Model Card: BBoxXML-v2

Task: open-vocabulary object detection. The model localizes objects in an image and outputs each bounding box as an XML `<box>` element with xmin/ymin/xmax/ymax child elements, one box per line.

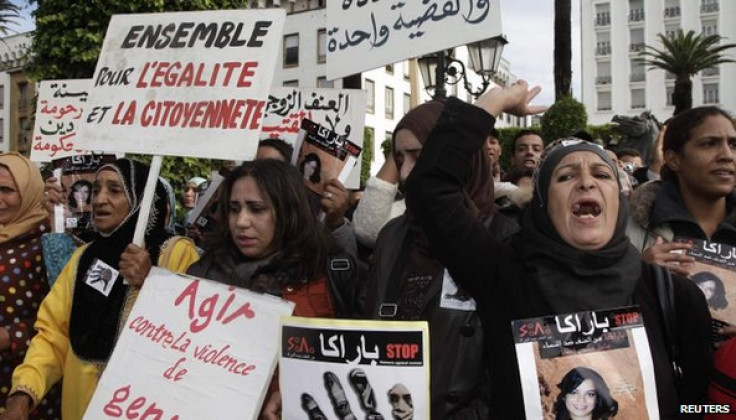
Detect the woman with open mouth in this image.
<box><xmin>404</xmin><ymin>81</ymin><xmax>712</xmax><ymax>419</ymax></box>
<box><xmin>4</xmin><ymin>159</ymin><xmax>199</xmax><ymax>420</ymax></box>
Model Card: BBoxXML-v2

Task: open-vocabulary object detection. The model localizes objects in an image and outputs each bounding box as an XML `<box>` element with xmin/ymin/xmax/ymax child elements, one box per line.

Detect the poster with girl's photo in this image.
<box><xmin>291</xmin><ymin>118</ymin><xmax>361</xmax><ymax>197</ymax></box>
<box><xmin>51</xmin><ymin>154</ymin><xmax>116</xmax><ymax>241</ymax></box>
<box><xmin>675</xmin><ymin>237</ymin><xmax>736</xmax><ymax>343</ymax></box>
<box><xmin>512</xmin><ymin>306</ymin><xmax>659</xmax><ymax>419</ymax></box>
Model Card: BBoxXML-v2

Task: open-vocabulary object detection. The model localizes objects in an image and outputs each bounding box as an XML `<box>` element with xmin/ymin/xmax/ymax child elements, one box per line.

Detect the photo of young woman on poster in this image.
<box><xmin>693</xmin><ymin>271</ymin><xmax>729</xmax><ymax>311</ymax></box>
<box><xmin>300</xmin><ymin>152</ymin><xmax>322</xmax><ymax>185</ymax></box>
<box><xmin>554</xmin><ymin>367</ymin><xmax>619</xmax><ymax>420</ymax></box>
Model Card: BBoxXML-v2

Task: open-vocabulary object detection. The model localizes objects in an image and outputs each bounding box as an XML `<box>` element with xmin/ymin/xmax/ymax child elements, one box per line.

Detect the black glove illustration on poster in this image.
<box><xmin>281</xmin><ymin>318</ymin><xmax>428</xmax><ymax>419</ymax></box>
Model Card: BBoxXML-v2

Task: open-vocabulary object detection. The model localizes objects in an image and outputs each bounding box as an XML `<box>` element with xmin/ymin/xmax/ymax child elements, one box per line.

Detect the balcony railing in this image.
<box><xmin>629</xmin><ymin>43</ymin><xmax>646</xmax><ymax>52</ymax></box>
<box><xmin>596</xmin><ymin>76</ymin><xmax>612</xmax><ymax>85</ymax></box>
<box><xmin>702</xmin><ymin>67</ymin><xmax>720</xmax><ymax>77</ymax></box>
<box><xmin>629</xmin><ymin>9</ymin><xmax>645</xmax><ymax>22</ymax></box>
<box><xmin>664</xmin><ymin>6</ymin><xmax>681</xmax><ymax>17</ymax></box>
<box><xmin>701</xmin><ymin>2</ymin><xmax>719</xmax><ymax>13</ymax></box>
<box><xmin>598</xmin><ymin>105</ymin><xmax>613</xmax><ymax>111</ymax></box>
<box><xmin>630</xmin><ymin>73</ymin><xmax>646</xmax><ymax>82</ymax></box>
<box><xmin>595</xmin><ymin>44</ymin><xmax>612</xmax><ymax>56</ymax></box>
<box><xmin>632</xmin><ymin>102</ymin><xmax>646</xmax><ymax>109</ymax></box>
<box><xmin>594</xmin><ymin>14</ymin><xmax>611</xmax><ymax>26</ymax></box>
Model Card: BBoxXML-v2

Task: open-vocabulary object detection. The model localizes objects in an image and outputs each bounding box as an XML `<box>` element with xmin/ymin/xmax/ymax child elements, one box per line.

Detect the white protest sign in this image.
<box><xmin>84</xmin><ymin>268</ymin><xmax>295</xmax><ymax>420</ymax></box>
<box><xmin>280</xmin><ymin>317</ymin><xmax>430</xmax><ymax>419</ymax></box>
<box><xmin>76</xmin><ymin>10</ymin><xmax>285</xmax><ymax>160</ymax></box>
<box><xmin>31</xmin><ymin>80</ymin><xmax>91</xmax><ymax>162</ymax></box>
<box><xmin>326</xmin><ymin>1</ymin><xmax>503</xmax><ymax>80</ymax></box>
<box><xmin>261</xmin><ymin>87</ymin><xmax>366</xmax><ymax>188</ymax></box>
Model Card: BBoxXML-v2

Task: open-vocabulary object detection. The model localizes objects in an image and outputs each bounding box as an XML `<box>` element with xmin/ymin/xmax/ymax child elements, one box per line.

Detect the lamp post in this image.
<box><xmin>418</xmin><ymin>35</ymin><xmax>508</xmax><ymax>100</ymax></box>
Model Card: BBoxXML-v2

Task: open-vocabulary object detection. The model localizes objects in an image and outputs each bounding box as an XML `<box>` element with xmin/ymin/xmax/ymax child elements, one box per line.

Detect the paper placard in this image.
<box><xmin>280</xmin><ymin>317</ymin><xmax>430</xmax><ymax>420</ymax></box>
<box><xmin>84</xmin><ymin>267</ymin><xmax>295</xmax><ymax>420</ymax></box>
<box><xmin>76</xmin><ymin>10</ymin><xmax>285</xmax><ymax>160</ymax></box>
<box><xmin>326</xmin><ymin>1</ymin><xmax>503</xmax><ymax>80</ymax></box>
<box><xmin>261</xmin><ymin>87</ymin><xmax>366</xmax><ymax>188</ymax></box>
<box><xmin>512</xmin><ymin>306</ymin><xmax>659</xmax><ymax>419</ymax></box>
<box><xmin>31</xmin><ymin>79</ymin><xmax>91</xmax><ymax>162</ymax></box>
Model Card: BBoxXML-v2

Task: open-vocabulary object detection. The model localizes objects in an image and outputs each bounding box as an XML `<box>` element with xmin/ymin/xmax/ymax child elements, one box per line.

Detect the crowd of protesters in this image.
<box><xmin>0</xmin><ymin>80</ymin><xmax>735</xmax><ymax>419</ymax></box>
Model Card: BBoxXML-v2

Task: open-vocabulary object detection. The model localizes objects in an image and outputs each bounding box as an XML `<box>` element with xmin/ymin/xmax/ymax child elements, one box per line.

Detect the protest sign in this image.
<box><xmin>76</xmin><ymin>10</ymin><xmax>285</xmax><ymax>160</ymax></box>
<box><xmin>512</xmin><ymin>306</ymin><xmax>659</xmax><ymax>419</ymax></box>
<box><xmin>261</xmin><ymin>87</ymin><xmax>366</xmax><ymax>188</ymax></box>
<box><xmin>84</xmin><ymin>268</ymin><xmax>295</xmax><ymax>420</ymax></box>
<box><xmin>31</xmin><ymin>80</ymin><xmax>91</xmax><ymax>162</ymax></box>
<box><xmin>676</xmin><ymin>237</ymin><xmax>736</xmax><ymax>343</ymax></box>
<box><xmin>292</xmin><ymin>118</ymin><xmax>361</xmax><ymax>197</ymax></box>
<box><xmin>326</xmin><ymin>1</ymin><xmax>503</xmax><ymax>80</ymax></box>
<box><xmin>280</xmin><ymin>317</ymin><xmax>430</xmax><ymax>420</ymax></box>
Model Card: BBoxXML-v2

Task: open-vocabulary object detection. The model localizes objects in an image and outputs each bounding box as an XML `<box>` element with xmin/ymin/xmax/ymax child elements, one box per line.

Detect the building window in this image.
<box><xmin>18</xmin><ymin>82</ymin><xmax>28</xmax><ymax>109</ymax></box>
<box><xmin>283</xmin><ymin>79</ymin><xmax>299</xmax><ymax>87</ymax></box>
<box><xmin>317</xmin><ymin>77</ymin><xmax>334</xmax><ymax>88</ymax></box>
<box><xmin>403</xmin><ymin>62</ymin><xmax>410</xmax><ymax>80</ymax></box>
<box><xmin>385</xmin><ymin>87</ymin><xmax>394</xmax><ymax>119</ymax></box>
<box><xmin>597</xmin><ymin>91</ymin><xmax>612</xmax><ymax>111</ymax></box>
<box><xmin>0</xmin><ymin>85</ymin><xmax>4</xmax><ymax>109</ymax></box>
<box><xmin>365</xmin><ymin>79</ymin><xmax>375</xmax><ymax>114</ymax></box>
<box><xmin>283</xmin><ymin>34</ymin><xmax>299</xmax><ymax>67</ymax></box>
<box><xmin>0</xmin><ymin>118</ymin><xmax>4</xmax><ymax>142</ymax></box>
<box><xmin>403</xmin><ymin>93</ymin><xmax>411</xmax><ymax>115</ymax></box>
<box><xmin>702</xmin><ymin>22</ymin><xmax>718</xmax><ymax>36</ymax></box>
<box><xmin>385</xmin><ymin>63</ymin><xmax>394</xmax><ymax>74</ymax></box>
<box><xmin>631</xmin><ymin>88</ymin><xmax>646</xmax><ymax>109</ymax></box>
<box><xmin>703</xmin><ymin>83</ymin><xmax>719</xmax><ymax>104</ymax></box>
<box><xmin>317</xmin><ymin>29</ymin><xmax>326</xmax><ymax>64</ymax></box>
<box><xmin>666</xmin><ymin>86</ymin><xmax>675</xmax><ymax>106</ymax></box>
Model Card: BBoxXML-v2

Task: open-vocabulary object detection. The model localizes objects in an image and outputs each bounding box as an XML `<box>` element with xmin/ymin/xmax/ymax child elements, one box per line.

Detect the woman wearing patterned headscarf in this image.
<box><xmin>0</xmin><ymin>153</ymin><xmax>61</xmax><ymax>419</ymax></box>
<box><xmin>3</xmin><ymin>158</ymin><xmax>199</xmax><ymax>420</ymax></box>
<box><xmin>405</xmin><ymin>83</ymin><xmax>712</xmax><ymax>418</ymax></box>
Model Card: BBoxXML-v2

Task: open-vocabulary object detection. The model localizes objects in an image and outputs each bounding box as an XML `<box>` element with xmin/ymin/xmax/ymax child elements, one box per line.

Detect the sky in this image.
<box><xmin>8</xmin><ymin>0</ymin><xmax>580</xmax><ymax>106</ymax></box>
<box><xmin>500</xmin><ymin>0</ymin><xmax>582</xmax><ymax>106</ymax></box>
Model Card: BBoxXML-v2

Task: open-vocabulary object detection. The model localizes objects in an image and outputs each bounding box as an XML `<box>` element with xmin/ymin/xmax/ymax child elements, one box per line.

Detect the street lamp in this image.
<box><xmin>418</xmin><ymin>35</ymin><xmax>508</xmax><ymax>99</ymax></box>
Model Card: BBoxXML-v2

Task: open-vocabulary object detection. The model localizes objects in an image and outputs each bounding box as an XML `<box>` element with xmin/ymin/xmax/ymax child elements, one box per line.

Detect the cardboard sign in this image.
<box><xmin>280</xmin><ymin>317</ymin><xmax>430</xmax><ymax>419</ymax></box>
<box><xmin>326</xmin><ymin>1</ymin><xmax>503</xmax><ymax>80</ymax></box>
<box><xmin>292</xmin><ymin>118</ymin><xmax>361</xmax><ymax>197</ymax></box>
<box><xmin>676</xmin><ymin>237</ymin><xmax>736</xmax><ymax>343</ymax></box>
<box><xmin>261</xmin><ymin>87</ymin><xmax>366</xmax><ymax>188</ymax></box>
<box><xmin>76</xmin><ymin>10</ymin><xmax>285</xmax><ymax>160</ymax></box>
<box><xmin>512</xmin><ymin>306</ymin><xmax>659</xmax><ymax>419</ymax></box>
<box><xmin>31</xmin><ymin>80</ymin><xmax>91</xmax><ymax>162</ymax></box>
<box><xmin>84</xmin><ymin>268</ymin><xmax>295</xmax><ymax>420</ymax></box>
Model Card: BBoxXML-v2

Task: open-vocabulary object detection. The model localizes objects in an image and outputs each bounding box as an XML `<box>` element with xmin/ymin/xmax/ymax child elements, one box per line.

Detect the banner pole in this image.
<box><xmin>132</xmin><ymin>155</ymin><xmax>163</xmax><ymax>246</ymax></box>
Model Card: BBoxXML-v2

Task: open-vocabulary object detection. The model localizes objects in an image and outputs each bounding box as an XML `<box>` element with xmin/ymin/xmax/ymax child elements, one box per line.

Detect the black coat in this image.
<box><xmin>361</xmin><ymin>213</ymin><xmax>518</xmax><ymax>418</ymax></box>
<box><xmin>405</xmin><ymin>97</ymin><xmax>712</xmax><ymax>419</ymax></box>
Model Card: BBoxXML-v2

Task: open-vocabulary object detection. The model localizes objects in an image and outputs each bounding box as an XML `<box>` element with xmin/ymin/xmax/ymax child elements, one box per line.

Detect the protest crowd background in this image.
<box><xmin>0</xmin><ymin>1</ymin><xmax>736</xmax><ymax>419</ymax></box>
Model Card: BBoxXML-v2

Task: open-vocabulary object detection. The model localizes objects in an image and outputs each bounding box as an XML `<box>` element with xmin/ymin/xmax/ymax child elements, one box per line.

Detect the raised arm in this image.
<box><xmin>405</xmin><ymin>83</ymin><xmax>545</xmax><ymax>298</ymax></box>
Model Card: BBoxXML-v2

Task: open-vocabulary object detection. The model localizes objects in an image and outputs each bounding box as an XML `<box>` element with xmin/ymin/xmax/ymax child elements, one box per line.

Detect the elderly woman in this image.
<box><xmin>2</xmin><ymin>159</ymin><xmax>199</xmax><ymax>420</ymax></box>
<box><xmin>404</xmin><ymin>83</ymin><xmax>712</xmax><ymax>418</ymax></box>
<box><xmin>0</xmin><ymin>153</ymin><xmax>61</xmax><ymax>419</ymax></box>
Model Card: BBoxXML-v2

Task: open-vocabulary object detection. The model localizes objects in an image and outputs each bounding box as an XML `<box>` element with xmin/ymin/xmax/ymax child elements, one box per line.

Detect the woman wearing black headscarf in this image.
<box><xmin>404</xmin><ymin>83</ymin><xmax>712</xmax><ymax>419</ymax></box>
<box><xmin>3</xmin><ymin>159</ymin><xmax>199</xmax><ymax>420</ymax></box>
<box><xmin>361</xmin><ymin>100</ymin><xmax>517</xmax><ymax>418</ymax></box>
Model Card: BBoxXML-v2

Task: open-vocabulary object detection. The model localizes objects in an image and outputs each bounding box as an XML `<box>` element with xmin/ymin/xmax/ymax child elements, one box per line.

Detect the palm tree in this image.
<box><xmin>554</xmin><ymin>0</ymin><xmax>572</xmax><ymax>101</ymax></box>
<box><xmin>0</xmin><ymin>0</ymin><xmax>19</xmax><ymax>35</ymax></box>
<box><xmin>638</xmin><ymin>30</ymin><xmax>736</xmax><ymax>116</ymax></box>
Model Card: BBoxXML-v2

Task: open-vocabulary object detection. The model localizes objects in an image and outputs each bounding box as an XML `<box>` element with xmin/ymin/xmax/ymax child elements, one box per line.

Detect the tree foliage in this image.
<box><xmin>26</xmin><ymin>0</ymin><xmax>253</xmax><ymax>81</ymax></box>
<box><xmin>360</xmin><ymin>126</ymin><xmax>373</xmax><ymax>188</ymax></box>
<box><xmin>553</xmin><ymin>0</ymin><xmax>572</xmax><ymax>101</ymax></box>
<box><xmin>0</xmin><ymin>0</ymin><xmax>20</xmax><ymax>35</ymax></box>
<box><xmin>637</xmin><ymin>30</ymin><xmax>736</xmax><ymax>115</ymax></box>
<box><xmin>540</xmin><ymin>96</ymin><xmax>587</xmax><ymax>143</ymax></box>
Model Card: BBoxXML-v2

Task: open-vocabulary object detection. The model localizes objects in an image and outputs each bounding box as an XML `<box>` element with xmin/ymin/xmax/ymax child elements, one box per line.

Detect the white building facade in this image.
<box><xmin>580</xmin><ymin>0</ymin><xmax>736</xmax><ymax>125</ymax></box>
